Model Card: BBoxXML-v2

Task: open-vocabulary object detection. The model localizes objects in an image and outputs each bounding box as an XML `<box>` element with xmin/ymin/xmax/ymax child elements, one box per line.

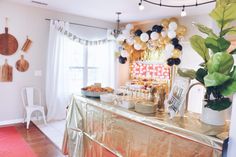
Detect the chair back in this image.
<box><xmin>21</xmin><ymin>87</ymin><xmax>41</xmax><ymax>107</ymax></box>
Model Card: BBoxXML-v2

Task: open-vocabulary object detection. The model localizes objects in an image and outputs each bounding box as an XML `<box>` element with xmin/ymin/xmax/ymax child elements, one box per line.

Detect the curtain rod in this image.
<box><xmin>45</xmin><ymin>18</ymin><xmax>108</xmax><ymax>30</ymax></box>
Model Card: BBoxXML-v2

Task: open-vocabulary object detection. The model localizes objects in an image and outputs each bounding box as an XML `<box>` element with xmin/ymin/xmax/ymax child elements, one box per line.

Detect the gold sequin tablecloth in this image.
<box><xmin>62</xmin><ymin>95</ymin><xmax>229</xmax><ymax>157</ymax></box>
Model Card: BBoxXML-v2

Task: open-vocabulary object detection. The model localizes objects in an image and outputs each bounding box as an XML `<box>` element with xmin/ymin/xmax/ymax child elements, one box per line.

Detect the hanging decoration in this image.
<box><xmin>138</xmin><ymin>0</ymin><xmax>216</xmax><ymax>17</ymax></box>
<box><xmin>116</xmin><ymin>17</ymin><xmax>187</xmax><ymax>66</ymax></box>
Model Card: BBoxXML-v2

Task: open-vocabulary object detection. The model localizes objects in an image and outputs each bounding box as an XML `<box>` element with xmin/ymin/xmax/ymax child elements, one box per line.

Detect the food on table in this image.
<box><xmin>81</xmin><ymin>86</ymin><xmax>113</xmax><ymax>93</ymax></box>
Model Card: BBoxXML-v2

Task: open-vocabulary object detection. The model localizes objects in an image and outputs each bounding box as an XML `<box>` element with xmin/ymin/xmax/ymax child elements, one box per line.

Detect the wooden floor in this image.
<box><xmin>12</xmin><ymin>123</ymin><xmax>66</xmax><ymax>157</ymax></box>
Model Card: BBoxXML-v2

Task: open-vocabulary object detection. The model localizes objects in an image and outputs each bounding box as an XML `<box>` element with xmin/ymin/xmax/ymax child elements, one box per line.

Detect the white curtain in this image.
<box><xmin>98</xmin><ymin>41</ymin><xmax>116</xmax><ymax>88</ymax></box>
<box><xmin>46</xmin><ymin>20</ymin><xmax>70</xmax><ymax>121</ymax></box>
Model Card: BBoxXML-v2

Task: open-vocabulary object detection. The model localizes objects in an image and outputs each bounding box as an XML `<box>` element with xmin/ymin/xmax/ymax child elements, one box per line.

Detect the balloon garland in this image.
<box><xmin>116</xmin><ymin>17</ymin><xmax>187</xmax><ymax>66</ymax></box>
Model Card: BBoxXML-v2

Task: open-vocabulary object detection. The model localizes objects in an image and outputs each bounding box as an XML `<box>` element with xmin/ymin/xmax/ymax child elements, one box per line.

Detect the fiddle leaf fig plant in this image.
<box><xmin>178</xmin><ymin>0</ymin><xmax>236</xmax><ymax>111</ymax></box>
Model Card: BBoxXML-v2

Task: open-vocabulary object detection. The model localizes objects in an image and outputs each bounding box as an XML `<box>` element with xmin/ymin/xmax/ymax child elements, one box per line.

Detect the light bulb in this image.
<box><xmin>139</xmin><ymin>2</ymin><xmax>144</xmax><ymax>10</ymax></box>
<box><xmin>181</xmin><ymin>7</ymin><xmax>186</xmax><ymax>17</ymax></box>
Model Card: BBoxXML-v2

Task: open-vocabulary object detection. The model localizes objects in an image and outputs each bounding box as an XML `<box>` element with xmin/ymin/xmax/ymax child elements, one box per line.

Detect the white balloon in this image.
<box><xmin>125</xmin><ymin>24</ymin><xmax>134</xmax><ymax>30</ymax></box>
<box><xmin>165</xmin><ymin>44</ymin><xmax>174</xmax><ymax>52</ymax></box>
<box><xmin>134</xmin><ymin>43</ymin><xmax>142</xmax><ymax>50</ymax></box>
<box><xmin>140</xmin><ymin>33</ymin><xmax>149</xmax><ymax>42</ymax></box>
<box><xmin>122</xmin><ymin>29</ymin><xmax>130</xmax><ymax>39</ymax></box>
<box><xmin>126</xmin><ymin>37</ymin><xmax>134</xmax><ymax>45</ymax></box>
<box><xmin>167</xmin><ymin>30</ymin><xmax>176</xmax><ymax>39</ymax></box>
<box><xmin>116</xmin><ymin>34</ymin><xmax>125</xmax><ymax>42</ymax></box>
<box><xmin>168</xmin><ymin>22</ymin><xmax>178</xmax><ymax>30</ymax></box>
<box><xmin>161</xmin><ymin>31</ymin><xmax>167</xmax><ymax>37</ymax></box>
<box><xmin>150</xmin><ymin>32</ymin><xmax>159</xmax><ymax>40</ymax></box>
<box><xmin>121</xmin><ymin>50</ymin><xmax>129</xmax><ymax>58</ymax></box>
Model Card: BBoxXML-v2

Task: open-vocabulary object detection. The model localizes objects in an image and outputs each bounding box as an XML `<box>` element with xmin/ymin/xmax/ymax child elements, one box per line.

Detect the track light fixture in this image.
<box><xmin>138</xmin><ymin>0</ymin><xmax>216</xmax><ymax>17</ymax></box>
<box><xmin>181</xmin><ymin>6</ymin><xmax>186</xmax><ymax>17</ymax></box>
<box><xmin>139</xmin><ymin>0</ymin><xmax>145</xmax><ymax>10</ymax></box>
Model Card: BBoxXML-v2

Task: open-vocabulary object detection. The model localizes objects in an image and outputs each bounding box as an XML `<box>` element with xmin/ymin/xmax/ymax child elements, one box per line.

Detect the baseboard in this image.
<box><xmin>0</xmin><ymin>118</ymin><xmax>24</xmax><ymax>126</ymax></box>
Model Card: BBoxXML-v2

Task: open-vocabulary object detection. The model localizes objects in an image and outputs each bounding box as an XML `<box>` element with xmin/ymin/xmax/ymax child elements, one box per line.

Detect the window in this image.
<box><xmin>67</xmin><ymin>39</ymin><xmax>114</xmax><ymax>93</ymax></box>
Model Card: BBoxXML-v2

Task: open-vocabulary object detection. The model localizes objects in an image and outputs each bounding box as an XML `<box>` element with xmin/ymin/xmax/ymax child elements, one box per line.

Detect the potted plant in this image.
<box><xmin>178</xmin><ymin>0</ymin><xmax>236</xmax><ymax>125</ymax></box>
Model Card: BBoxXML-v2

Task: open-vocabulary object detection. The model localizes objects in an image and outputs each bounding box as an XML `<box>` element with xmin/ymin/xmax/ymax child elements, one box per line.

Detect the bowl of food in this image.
<box><xmin>81</xmin><ymin>86</ymin><xmax>113</xmax><ymax>98</ymax></box>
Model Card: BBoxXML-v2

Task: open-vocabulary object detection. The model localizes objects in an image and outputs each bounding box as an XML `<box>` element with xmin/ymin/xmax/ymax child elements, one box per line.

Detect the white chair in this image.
<box><xmin>21</xmin><ymin>87</ymin><xmax>47</xmax><ymax>129</ymax></box>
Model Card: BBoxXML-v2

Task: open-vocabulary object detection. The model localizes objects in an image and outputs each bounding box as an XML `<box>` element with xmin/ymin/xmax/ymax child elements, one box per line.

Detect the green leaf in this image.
<box><xmin>192</xmin><ymin>23</ymin><xmax>218</xmax><ymax>38</ymax></box>
<box><xmin>190</xmin><ymin>35</ymin><xmax>210</xmax><ymax>62</ymax></box>
<box><xmin>221</xmin><ymin>80</ymin><xmax>236</xmax><ymax>96</ymax></box>
<box><xmin>204</xmin><ymin>72</ymin><xmax>231</xmax><ymax>87</ymax></box>
<box><xmin>177</xmin><ymin>68</ymin><xmax>196</xmax><ymax>79</ymax></box>
<box><xmin>210</xmin><ymin>2</ymin><xmax>236</xmax><ymax>29</ymax></box>
<box><xmin>205</xmin><ymin>97</ymin><xmax>232</xmax><ymax>111</ymax></box>
<box><xmin>205</xmin><ymin>37</ymin><xmax>219</xmax><ymax>53</ymax></box>
<box><xmin>207</xmin><ymin>52</ymin><xmax>234</xmax><ymax>74</ymax></box>
<box><xmin>221</xmin><ymin>26</ymin><xmax>236</xmax><ymax>36</ymax></box>
<box><xmin>230</xmin><ymin>66</ymin><xmax>236</xmax><ymax>80</ymax></box>
<box><xmin>216</xmin><ymin>0</ymin><xmax>236</xmax><ymax>7</ymax></box>
<box><xmin>196</xmin><ymin>68</ymin><xmax>208</xmax><ymax>84</ymax></box>
<box><xmin>218</xmin><ymin>37</ymin><xmax>231</xmax><ymax>51</ymax></box>
<box><xmin>205</xmin><ymin>37</ymin><xmax>231</xmax><ymax>53</ymax></box>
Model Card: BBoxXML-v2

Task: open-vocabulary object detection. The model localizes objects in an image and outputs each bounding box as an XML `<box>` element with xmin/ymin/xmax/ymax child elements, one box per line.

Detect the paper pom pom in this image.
<box><xmin>140</xmin><ymin>33</ymin><xmax>149</xmax><ymax>42</ymax></box>
<box><xmin>134</xmin><ymin>43</ymin><xmax>142</xmax><ymax>50</ymax></box>
<box><xmin>150</xmin><ymin>32</ymin><xmax>159</xmax><ymax>40</ymax></box>
<box><xmin>125</xmin><ymin>24</ymin><xmax>134</xmax><ymax>30</ymax></box>
<box><xmin>175</xmin><ymin>44</ymin><xmax>183</xmax><ymax>51</ymax></box>
<box><xmin>167</xmin><ymin>30</ymin><xmax>177</xmax><ymax>39</ymax></box>
<box><xmin>168</xmin><ymin>22</ymin><xmax>178</xmax><ymax>30</ymax></box>
<box><xmin>135</xmin><ymin>29</ymin><xmax>143</xmax><ymax>36</ymax></box>
<box><xmin>121</xmin><ymin>50</ymin><xmax>129</xmax><ymax>58</ymax></box>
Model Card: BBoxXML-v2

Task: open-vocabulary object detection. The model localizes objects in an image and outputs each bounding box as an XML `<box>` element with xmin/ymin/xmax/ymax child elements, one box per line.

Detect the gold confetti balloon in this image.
<box><xmin>172</xmin><ymin>49</ymin><xmax>182</xmax><ymax>58</ymax></box>
<box><xmin>177</xmin><ymin>25</ymin><xmax>187</xmax><ymax>37</ymax></box>
<box><xmin>161</xmin><ymin>19</ymin><xmax>169</xmax><ymax>28</ymax></box>
<box><xmin>169</xmin><ymin>17</ymin><xmax>179</xmax><ymax>24</ymax></box>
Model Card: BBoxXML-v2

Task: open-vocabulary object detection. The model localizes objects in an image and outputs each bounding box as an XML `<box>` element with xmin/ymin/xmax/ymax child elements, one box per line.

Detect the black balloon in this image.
<box><xmin>135</xmin><ymin>29</ymin><xmax>143</xmax><ymax>36</ymax></box>
<box><xmin>119</xmin><ymin>55</ymin><xmax>127</xmax><ymax>64</ymax></box>
<box><xmin>152</xmin><ymin>25</ymin><xmax>163</xmax><ymax>33</ymax></box>
<box><xmin>167</xmin><ymin>58</ymin><xmax>175</xmax><ymax>66</ymax></box>
<box><xmin>175</xmin><ymin>44</ymin><xmax>183</xmax><ymax>51</ymax></box>
<box><xmin>146</xmin><ymin>30</ymin><xmax>152</xmax><ymax>36</ymax></box>
<box><xmin>174</xmin><ymin>58</ymin><xmax>181</xmax><ymax>65</ymax></box>
<box><xmin>171</xmin><ymin>38</ymin><xmax>179</xmax><ymax>46</ymax></box>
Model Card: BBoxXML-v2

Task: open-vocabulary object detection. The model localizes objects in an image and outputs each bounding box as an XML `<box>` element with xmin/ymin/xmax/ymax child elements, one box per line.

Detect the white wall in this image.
<box><xmin>0</xmin><ymin>0</ymin><xmax>114</xmax><ymax>123</ymax></box>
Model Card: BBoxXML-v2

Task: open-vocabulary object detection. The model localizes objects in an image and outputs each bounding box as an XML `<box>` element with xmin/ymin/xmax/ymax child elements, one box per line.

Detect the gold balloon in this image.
<box><xmin>169</xmin><ymin>17</ymin><xmax>179</xmax><ymax>24</ymax></box>
<box><xmin>163</xmin><ymin>37</ymin><xmax>170</xmax><ymax>45</ymax></box>
<box><xmin>161</xmin><ymin>19</ymin><xmax>169</xmax><ymax>28</ymax></box>
<box><xmin>177</xmin><ymin>25</ymin><xmax>187</xmax><ymax>37</ymax></box>
<box><xmin>123</xmin><ymin>43</ymin><xmax>133</xmax><ymax>53</ymax></box>
<box><xmin>158</xmin><ymin>37</ymin><xmax>165</xmax><ymax>45</ymax></box>
<box><xmin>159</xmin><ymin>44</ymin><xmax>165</xmax><ymax>50</ymax></box>
<box><xmin>141</xmin><ymin>42</ymin><xmax>147</xmax><ymax>50</ymax></box>
<box><xmin>134</xmin><ymin>36</ymin><xmax>142</xmax><ymax>44</ymax></box>
<box><xmin>172</xmin><ymin>49</ymin><xmax>182</xmax><ymax>58</ymax></box>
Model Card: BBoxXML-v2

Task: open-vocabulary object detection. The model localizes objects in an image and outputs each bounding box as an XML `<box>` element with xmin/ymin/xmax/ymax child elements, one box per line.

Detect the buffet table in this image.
<box><xmin>63</xmin><ymin>95</ymin><xmax>229</xmax><ymax>157</ymax></box>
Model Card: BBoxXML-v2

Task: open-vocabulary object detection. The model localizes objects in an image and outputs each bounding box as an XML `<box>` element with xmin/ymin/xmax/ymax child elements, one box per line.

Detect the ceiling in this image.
<box><xmin>8</xmin><ymin>0</ymin><xmax>215</xmax><ymax>23</ymax></box>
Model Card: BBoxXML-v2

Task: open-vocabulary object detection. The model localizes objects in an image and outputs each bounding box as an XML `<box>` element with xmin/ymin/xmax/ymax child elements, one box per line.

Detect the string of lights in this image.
<box><xmin>138</xmin><ymin>0</ymin><xmax>216</xmax><ymax>16</ymax></box>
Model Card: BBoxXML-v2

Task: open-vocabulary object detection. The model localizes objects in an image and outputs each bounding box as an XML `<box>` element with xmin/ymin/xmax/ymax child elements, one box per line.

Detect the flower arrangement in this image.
<box><xmin>179</xmin><ymin>0</ymin><xmax>236</xmax><ymax>111</ymax></box>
